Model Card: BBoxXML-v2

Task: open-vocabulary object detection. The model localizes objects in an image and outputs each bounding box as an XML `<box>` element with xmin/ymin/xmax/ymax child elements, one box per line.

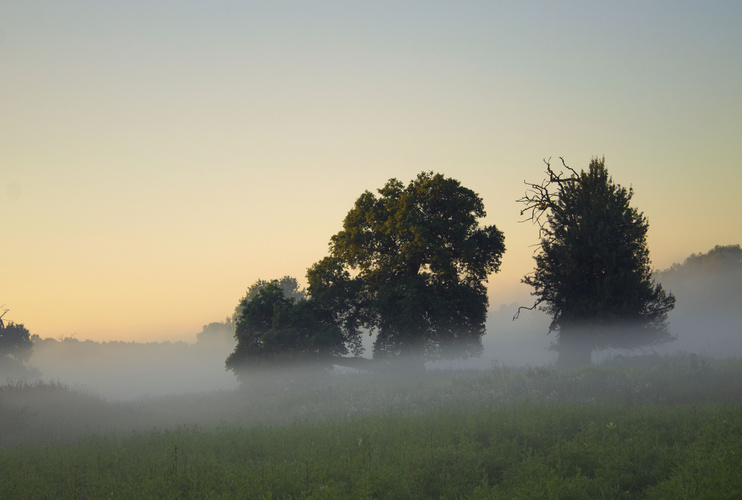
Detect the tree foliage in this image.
<box><xmin>226</xmin><ymin>280</ymin><xmax>351</xmax><ymax>375</ymax></box>
<box><xmin>232</xmin><ymin>276</ymin><xmax>305</xmax><ymax>322</ymax></box>
<box><xmin>518</xmin><ymin>157</ymin><xmax>675</xmax><ymax>367</ymax></box>
<box><xmin>308</xmin><ymin>172</ymin><xmax>505</xmax><ymax>363</ymax></box>
<box><xmin>0</xmin><ymin>321</ymin><xmax>33</xmax><ymax>363</ymax></box>
<box><xmin>0</xmin><ymin>317</ymin><xmax>35</xmax><ymax>379</ymax></box>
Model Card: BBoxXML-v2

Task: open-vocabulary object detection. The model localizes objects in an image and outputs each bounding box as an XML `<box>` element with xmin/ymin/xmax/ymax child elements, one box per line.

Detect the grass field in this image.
<box><xmin>1</xmin><ymin>355</ymin><xmax>741</xmax><ymax>498</ymax></box>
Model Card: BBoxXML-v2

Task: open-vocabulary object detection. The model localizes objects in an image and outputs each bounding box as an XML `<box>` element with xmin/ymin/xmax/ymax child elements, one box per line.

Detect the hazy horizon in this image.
<box><xmin>19</xmin><ymin>274</ymin><xmax>742</xmax><ymax>401</ymax></box>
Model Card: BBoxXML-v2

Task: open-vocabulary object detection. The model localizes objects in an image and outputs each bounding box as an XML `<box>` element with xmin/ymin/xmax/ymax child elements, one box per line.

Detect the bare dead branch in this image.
<box><xmin>558</xmin><ymin>156</ymin><xmax>579</xmax><ymax>177</ymax></box>
<box><xmin>516</xmin><ymin>157</ymin><xmax>580</xmax><ymax>239</ymax></box>
<box><xmin>513</xmin><ymin>301</ymin><xmax>541</xmax><ymax>321</ymax></box>
<box><xmin>512</xmin><ymin>304</ymin><xmax>533</xmax><ymax>320</ymax></box>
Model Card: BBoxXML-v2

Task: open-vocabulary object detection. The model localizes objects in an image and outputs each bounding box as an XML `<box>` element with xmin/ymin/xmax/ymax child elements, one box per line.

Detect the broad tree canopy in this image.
<box><xmin>308</xmin><ymin>172</ymin><xmax>505</xmax><ymax>364</ymax></box>
<box><xmin>518</xmin><ymin>157</ymin><xmax>675</xmax><ymax>368</ymax></box>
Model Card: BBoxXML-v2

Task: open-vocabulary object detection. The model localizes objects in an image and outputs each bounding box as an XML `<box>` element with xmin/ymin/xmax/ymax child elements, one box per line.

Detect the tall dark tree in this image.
<box><xmin>517</xmin><ymin>157</ymin><xmax>675</xmax><ymax>369</ymax></box>
<box><xmin>308</xmin><ymin>172</ymin><xmax>505</xmax><ymax>370</ymax></box>
<box><xmin>226</xmin><ymin>280</ymin><xmax>351</xmax><ymax>379</ymax></box>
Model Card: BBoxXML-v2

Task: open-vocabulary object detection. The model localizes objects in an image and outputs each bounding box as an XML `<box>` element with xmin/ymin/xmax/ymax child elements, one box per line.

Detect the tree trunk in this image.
<box><xmin>398</xmin><ymin>342</ymin><xmax>427</xmax><ymax>376</ymax></box>
<box><xmin>556</xmin><ymin>332</ymin><xmax>593</xmax><ymax>370</ymax></box>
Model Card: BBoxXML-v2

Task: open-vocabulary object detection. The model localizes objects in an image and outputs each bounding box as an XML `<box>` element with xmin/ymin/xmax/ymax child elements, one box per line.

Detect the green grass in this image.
<box><xmin>1</xmin><ymin>356</ymin><xmax>741</xmax><ymax>498</ymax></box>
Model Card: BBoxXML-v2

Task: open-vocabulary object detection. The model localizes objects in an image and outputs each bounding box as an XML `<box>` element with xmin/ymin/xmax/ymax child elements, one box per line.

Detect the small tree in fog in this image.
<box><xmin>0</xmin><ymin>311</ymin><xmax>36</xmax><ymax>378</ymax></box>
<box><xmin>0</xmin><ymin>308</ymin><xmax>33</xmax><ymax>364</ymax></box>
<box><xmin>308</xmin><ymin>172</ymin><xmax>506</xmax><ymax>371</ymax></box>
<box><xmin>517</xmin><ymin>157</ymin><xmax>675</xmax><ymax>369</ymax></box>
<box><xmin>226</xmin><ymin>280</ymin><xmax>351</xmax><ymax>379</ymax></box>
<box><xmin>195</xmin><ymin>320</ymin><xmax>236</xmax><ymax>353</ymax></box>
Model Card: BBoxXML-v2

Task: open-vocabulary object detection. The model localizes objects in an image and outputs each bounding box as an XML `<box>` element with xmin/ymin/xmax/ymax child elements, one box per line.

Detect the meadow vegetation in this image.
<box><xmin>1</xmin><ymin>354</ymin><xmax>741</xmax><ymax>498</ymax></box>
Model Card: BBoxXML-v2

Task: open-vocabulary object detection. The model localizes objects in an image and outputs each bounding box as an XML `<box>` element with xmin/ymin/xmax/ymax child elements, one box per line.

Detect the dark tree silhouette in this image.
<box><xmin>0</xmin><ymin>314</ymin><xmax>33</xmax><ymax>364</ymax></box>
<box><xmin>226</xmin><ymin>280</ymin><xmax>351</xmax><ymax>379</ymax></box>
<box><xmin>517</xmin><ymin>157</ymin><xmax>675</xmax><ymax>369</ymax></box>
<box><xmin>0</xmin><ymin>310</ymin><xmax>36</xmax><ymax>379</ymax></box>
<box><xmin>232</xmin><ymin>276</ymin><xmax>306</xmax><ymax>322</ymax></box>
<box><xmin>308</xmin><ymin>172</ymin><xmax>505</xmax><ymax>372</ymax></box>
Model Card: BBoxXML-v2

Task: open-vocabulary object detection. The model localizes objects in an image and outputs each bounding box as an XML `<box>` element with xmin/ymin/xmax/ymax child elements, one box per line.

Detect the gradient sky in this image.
<box><xmin>2</xmin><ymin>1</ymin><xmax>741</xmax><ymax>342</ymax></box>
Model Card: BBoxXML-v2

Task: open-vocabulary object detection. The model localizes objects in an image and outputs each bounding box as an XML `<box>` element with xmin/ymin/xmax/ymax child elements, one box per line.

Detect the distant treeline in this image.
<box><xmin>656</xmin><ymin>244</ymin><xmax>742</xmax><ymax>312</ymax></box>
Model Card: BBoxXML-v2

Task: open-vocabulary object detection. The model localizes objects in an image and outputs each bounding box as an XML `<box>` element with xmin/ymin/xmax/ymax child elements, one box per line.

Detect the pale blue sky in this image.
<box><xmin>2</xmin><ymin>1</ymin><xmax>740</xmax><ymax>341</ymax></box>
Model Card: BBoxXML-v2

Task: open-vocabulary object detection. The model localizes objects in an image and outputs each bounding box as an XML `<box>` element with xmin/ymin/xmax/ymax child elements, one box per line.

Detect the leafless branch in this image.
<box><xmin>513</xmin><ymin>304</ymin><xmax>533</xmax><ymax>321</ymax></box>
<box><xmin>558</xmin><ymin>156</ymin><xmax>579</xmax><ymax>177</ymax></box>
<box><xmin>516</xmin><ymin>157</ymin><xmax>580</xmax><ymax>238</ymax></box>
<box><xmin>513</xmin><ymin>300</ymin><xmax>542</xmax><ymax>321</ymax></box>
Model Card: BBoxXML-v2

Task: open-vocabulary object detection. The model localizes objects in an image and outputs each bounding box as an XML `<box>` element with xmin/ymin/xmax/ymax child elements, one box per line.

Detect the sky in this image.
<box><xmin>2</xmin><ymin>1</ymin><xmax>741</xmax><ymax>343</ymax></box>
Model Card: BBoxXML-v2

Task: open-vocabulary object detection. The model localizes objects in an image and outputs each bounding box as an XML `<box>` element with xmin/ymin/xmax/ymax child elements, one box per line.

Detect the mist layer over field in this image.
<box><xmin>3</xmin><ymin>354</ymin><xmax>742</xmax><ymax>452</ymax></box>
<box><xmin>10</xmin><ymin>294</ymin><xmax>741</xmax><ymax>401</ymax></box>
<box><xmin>2</xmin><ymin>300</ymin><xmax>740</xmax><ymax>454</ymax></box>
<box><xmin>1</xmin><ymin>245</ymin><xmax>738</xmax><ymax>407</ymax></box>
<box><xmin>25</xmin><ymin>328</ymin><xmax>239</xmax><ymax>400</ymax></box>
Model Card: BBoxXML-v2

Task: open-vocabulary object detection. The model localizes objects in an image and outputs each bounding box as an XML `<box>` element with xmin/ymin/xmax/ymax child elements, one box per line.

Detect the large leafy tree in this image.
<box><xmin>308</xmin><ymin>172</ymin><xmax>505</xmax><ymax>369</ymax></box>
<box><xmin>518</xmin><ymin>157</ymin><xmax>675</xmax><ymax>368</ymax></box>
<box><xmin>226</xmin><ymin>280</ymin><xmax>351</xmax><ymax>378</ymax></box>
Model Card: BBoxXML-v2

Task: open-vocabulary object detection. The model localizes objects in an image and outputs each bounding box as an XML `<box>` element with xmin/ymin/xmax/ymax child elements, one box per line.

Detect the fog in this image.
<box><xmin>10</xmin><ymin>302</ymin><xmax>559</xmax><ymax>402</ymax></box>
<box><xmin>3</xmin><ymin>245</ymin><xmax>740</xmax><ymax>407</ymax></box>
<box><xmin>1</xmin><ymin>274</ymin><xmax>740</xmax><ymax>451</ymax></box>
<box><xmin>428</xmin><ymin>303</ymin><xmax>555</xmax><ymax>370</ymax></box>
<box><xmin>438</xmin><ymin>303</ymin><xmax>742</xmax><ymax>369</ymax></box>
<box><xmin>14</xmin><ymin>297</ymin><xmax>740</xmax><ymax>402</ymax></box>
<box><xmin>24</xmin><ymin>325</ymin><xmax>239</xmax><ymax>401</ymax></box>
